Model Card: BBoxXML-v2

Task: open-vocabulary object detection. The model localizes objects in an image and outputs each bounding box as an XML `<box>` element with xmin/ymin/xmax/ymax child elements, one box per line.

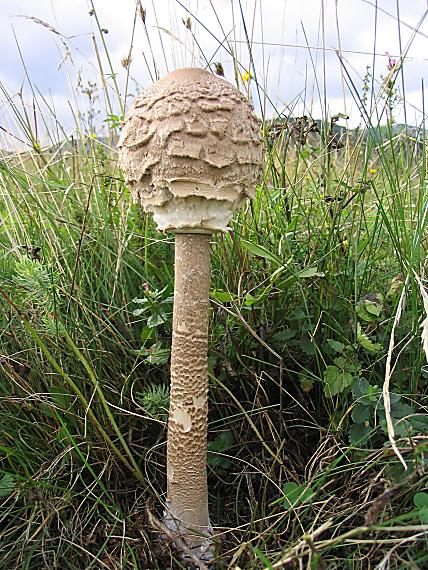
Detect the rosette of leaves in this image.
<box><xmin>133</xmin><ymin>284</ymin><xmax>173</xmax><ymax>365</ymax></box>
<box><xmin>137</xmin><ymin>383</ymin><xmax>169</xmax><ymax>421</ymax></box>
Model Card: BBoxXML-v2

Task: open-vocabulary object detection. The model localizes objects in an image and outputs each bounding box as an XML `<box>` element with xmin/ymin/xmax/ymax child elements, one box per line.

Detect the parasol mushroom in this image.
<box><xmin>118</xmin><ymin>67</ymin><xmax>262</xmax><ymax>562</ymax></box>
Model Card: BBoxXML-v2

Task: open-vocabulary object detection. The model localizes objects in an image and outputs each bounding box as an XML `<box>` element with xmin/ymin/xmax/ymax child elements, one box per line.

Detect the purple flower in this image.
<box><xmin>385</xmin><ymin>51</ymin><xmax>397</xmax><ymax>71</ymax></box>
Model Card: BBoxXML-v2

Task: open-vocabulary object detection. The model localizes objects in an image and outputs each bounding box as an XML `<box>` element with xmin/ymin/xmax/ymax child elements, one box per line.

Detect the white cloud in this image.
<box><xmin>1</xmin><ymin>0</ymin><xmax>427</xmax><ymax>146</ymax></box>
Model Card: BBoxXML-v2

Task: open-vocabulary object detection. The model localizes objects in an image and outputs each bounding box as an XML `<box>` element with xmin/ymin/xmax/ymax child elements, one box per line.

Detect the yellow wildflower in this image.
<box><xmin>241</xmin><ymin>70</ymin><xmax>253</xmax><ymax>82</ymax></box>
<box><xmin>369</xmin><ymin>168</ymin><xmax>377</xmax><ymax>175</ymax></box>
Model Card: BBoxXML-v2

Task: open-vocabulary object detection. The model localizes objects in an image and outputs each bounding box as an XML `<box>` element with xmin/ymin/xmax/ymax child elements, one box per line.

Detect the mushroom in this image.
<box><xmin>119</xmin><ymin>67</ymin><xmax>262</xmax><ymax>562</ymax></box>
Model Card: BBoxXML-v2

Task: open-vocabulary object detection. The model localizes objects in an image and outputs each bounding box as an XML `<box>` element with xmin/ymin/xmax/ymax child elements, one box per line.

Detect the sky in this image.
<box><xmin>0</xmin><ymin>0</ymin><xmax>427</xmax><ymax>149</ymax></box>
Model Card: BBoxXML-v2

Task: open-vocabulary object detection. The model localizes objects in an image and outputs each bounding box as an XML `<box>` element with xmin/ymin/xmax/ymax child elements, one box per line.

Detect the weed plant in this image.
<box><xmin>0</xmin><ymin>2</ymin><xmax>428</xmax><ymax>568</ymax></box>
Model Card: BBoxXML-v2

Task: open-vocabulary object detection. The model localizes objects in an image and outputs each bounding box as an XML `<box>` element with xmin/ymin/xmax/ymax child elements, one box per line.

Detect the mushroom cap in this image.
<box><xmin>118</xmin><ymin>67</ymin><xmax>262</xmax><ymax>233</ymax></box>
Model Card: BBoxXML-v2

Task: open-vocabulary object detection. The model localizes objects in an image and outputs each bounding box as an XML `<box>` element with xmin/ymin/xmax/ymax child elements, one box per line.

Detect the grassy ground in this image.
<box><xmin>1</xmin><ymin>3</ymin><xmax>428</xmax><ymax>568</ymax></box>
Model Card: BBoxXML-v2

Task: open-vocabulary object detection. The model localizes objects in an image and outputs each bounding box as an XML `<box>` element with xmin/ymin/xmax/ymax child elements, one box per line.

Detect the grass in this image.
<box><xmin>1</xmin><ymin>1</ymin><xmax>428</xmax><ymax>568</ymax></box>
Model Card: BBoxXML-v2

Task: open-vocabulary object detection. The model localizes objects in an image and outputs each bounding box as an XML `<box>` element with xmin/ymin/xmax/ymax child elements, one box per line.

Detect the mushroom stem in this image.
<box><xmin>164</xmin><ymin>232</ymin><xmax>213</xmax><ymax>557</ymax></box>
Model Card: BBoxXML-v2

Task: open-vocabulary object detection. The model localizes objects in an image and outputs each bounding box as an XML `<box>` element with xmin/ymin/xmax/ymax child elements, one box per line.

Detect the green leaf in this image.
<box><xmin>140</xmin><ymin>325</ymin><xmax>156</xmax><ymax>343</ymax></box>
<box><xmin>414</xmin><ymin>492</ymin><xmax>428</xmax><ymax>508</ymax></box>
<box><xmin>272</xmin><ymin>329</ymin><xmax>296</xmax><ymax>342</ymax></box>
<box><xmin>356</xmin><ymin>293</ymin><xmax>383</xmax><ymax>322</ymax></box>
<box><xmin>244</xmin><ymin>292</ymin><xmax>257</xmax><ymax>306</ymax></box>
<box><xmin>211</xmin><ymin>290</ymin><xmax>234</xmax><ymax>303</ymax></box>
<box><xmin>410</xmin><ymin>414</ymin><xmax>428</xmax><ymax>433</ymax></box>
<box><xmin>241</xmin><ymin>239</ymin><xmax>281</xmax><ymax>264</ymax></box>
<box><xmin>417</xmin><ymin>507</ymin><xmax>428</xmax><ymax>524</ymax></box>
<box><xmin>207</xmin><ymin>432</ymin><xmax>234</xmax><ymax>471</ymax></box>
<box><xmin>391</xmin><ymin>401</ymin><xmax>414</xmax><ymax>419</ymax></box>
<box><xmin>140</xmin><ymin>342</ymin><xmax>170</xmax><ymax>365</ymax></box>
<box><xmin>324</xmin><ymin>365</ymin><xmax>354</xmax><ymax>396</ymax></box>
<box><xmin>147</xmin><ymin>311</ymin><xmax>167</xmax><ymax>328</ymax></box>
<box><xmin>352</xmin><ymin>378</ymin><xmax>370</xmax><ymax>399</ymax></box>
<box><xmin>132</xmin><ymin>308</ymin><xmax>145</xmax><ymax>316</ymax></box>
<box><xmin>333</xmin><ymin>356</ymin><xmax>347</xmax><ymax>368</ymax></box>
<box><xmin>352</xmin><ymin>404</ymin><xmax>371</xmax><ymax>424</ymax></box>
<box><xmin>349</xmin><ymin>422</ymin><xmax>372</xmax><ymax>445</ymax></box>
<box><xmin>298</xmin><ymin>267</ymin><xmax>325</xmax><ymax>278</ymax></box>
<box><xmin>386</xmin><ymin>274</ymin><xmax>404</xmax><ymax>300</ymax></box>
<box><xmin>0</xmin><ymin>473</ymin><xmax>16</xmax><ymax>498</ymax></box>
<box><xmin>208</xmin><ymin>431</ymin><xmax>234</xmax><ymax>452</ymax></box>
<box><xmin>327</xmin><ymin>339</ymin><xmax>345</xmax><ymax>353</ymax></box>
<box><xmin>357</xmin><ymin>324</ymin><xmax>382</xmax><ymax>353</ymax></box>
<box><xmin>282</xmin><ymin>482</ymin><xmax>315</xmax><ymax>508</ymax></box>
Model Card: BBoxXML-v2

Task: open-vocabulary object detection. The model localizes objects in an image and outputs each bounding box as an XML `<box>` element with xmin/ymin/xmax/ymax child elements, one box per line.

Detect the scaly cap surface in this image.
<box><xmin>118</xmin><ymin>67</ymin><xmax>262</xmax><ymax>232</ymax></box>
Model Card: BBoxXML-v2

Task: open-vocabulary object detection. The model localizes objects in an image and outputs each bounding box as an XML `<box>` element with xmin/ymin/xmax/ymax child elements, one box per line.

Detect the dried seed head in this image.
<box><xmin>118</xmin><ymin>67</ymin><xmax>262</xmax><ymax>233</ymax></box>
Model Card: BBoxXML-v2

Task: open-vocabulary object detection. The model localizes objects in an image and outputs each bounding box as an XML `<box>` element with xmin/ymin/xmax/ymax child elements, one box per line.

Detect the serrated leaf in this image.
<box><xmin>333</xmin><ymin>356</ymin><xmax>347</xmax><ymax>368</ymax></box>
<box><xmin>299</xmin><ymin>338</ymin><xmax>316</xmax><ymax>355</ymax></box>
<box><xmin>324</xmin><ymin>365</ymin><xmax>354</xmax><ymax>396</ymax></box>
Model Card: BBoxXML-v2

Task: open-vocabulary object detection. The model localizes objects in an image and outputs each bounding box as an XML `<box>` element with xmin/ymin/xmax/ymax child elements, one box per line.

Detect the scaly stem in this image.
<box><xmin>165</xmin><ymin>232</ymin><xmax>213</xmax><ymax>556</ymax></box>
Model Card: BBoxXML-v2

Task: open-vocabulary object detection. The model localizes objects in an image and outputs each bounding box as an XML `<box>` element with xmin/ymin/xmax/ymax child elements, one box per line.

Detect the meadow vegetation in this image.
<box><xmin>0</xmin><ymin>3</ymin><xmax>428</xmax><ymax>568</ymax></box>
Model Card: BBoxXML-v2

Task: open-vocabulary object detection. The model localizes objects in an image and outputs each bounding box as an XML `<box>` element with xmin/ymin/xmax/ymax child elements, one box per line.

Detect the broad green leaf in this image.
<box><xmin>324</xmin><ymin>365</ymin><xmax>354</xmax><ymax>396</ymax></box>
<box><xmin>349</xmin><ymin>422</ymin><xmax>372</xmax><ymax>445</ymax></box>
<box><xmin>244</xmin><ymin>292</ymin><xmax>257</xmax><ymax>306</ymax></box>
<box><xmin>282</xmin><ymin>482</ymin><xmax>315</xmax><ymax>508</ymax></box>
<box><xmin>391</xmin><ymin>401</ymin><xmax>414</xmax><ymax>419</ymax></box>
<box><xmin>352</xmin><ymin>378</ymin><xmax>370</xmax><ymax>399</ymax></box>
<box><xmin>211</xmin><ymin>290</ymin><xmax>234</xmax><ymax>303</ymax></box>
<box><xmin>356</xmin><ymin>294</ymin><xmax>383</xmax><ymax>322</ymax></box>
<box><xmin>410</xmin><ymin>415</ymin><xmax>428</xmax><ymax>433</ymax></box>
<box><xmin>327</xmin><ymin>339</ymin><xmax>345</xmax><ymax>353</ymax></box>
<box><xmin>352</xmin><ymin>404</ymin><xmax>371</xmax><ymax>424</ymax></box>
<box><xmin>333</xmin><ymin>356</ymin><xmax>347</xmax><ymax>368</ymax></box>
<box><xmin>414</xmin><ymin>492</ymin><xmax>428</xmax><ymax>508</ymax></box>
